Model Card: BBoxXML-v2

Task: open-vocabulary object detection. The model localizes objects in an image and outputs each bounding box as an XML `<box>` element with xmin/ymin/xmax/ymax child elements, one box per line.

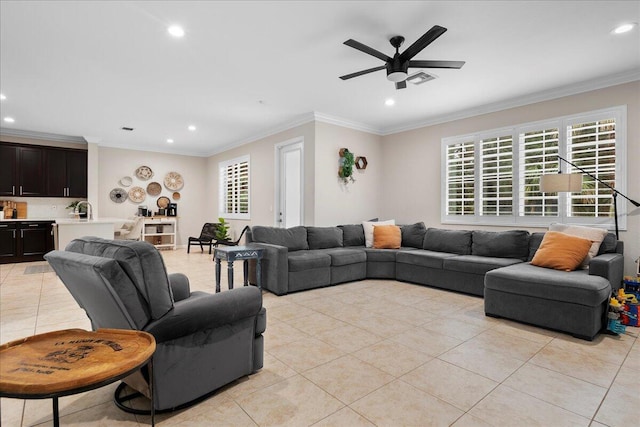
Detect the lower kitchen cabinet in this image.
<box><xmin>0</xmin><ymin>221</ymin><xmax>54</xmax><ymax>264</ymax></box>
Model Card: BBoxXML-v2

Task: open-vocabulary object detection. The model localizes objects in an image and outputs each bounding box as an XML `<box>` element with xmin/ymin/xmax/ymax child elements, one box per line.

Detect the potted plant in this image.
<box><xmin>215</xmin><ymin>217</ymin><xmax>231</xmax><ymax>242</ymax></box>
<box><xmin>338</xmin><ymin>148</ymin><xmax>356</xmax><ymax>184</ymax></box>
<box><xmin>66</xmin><ymin>201</ymin><xmax>87</xmax><ymax>218</ymax></box>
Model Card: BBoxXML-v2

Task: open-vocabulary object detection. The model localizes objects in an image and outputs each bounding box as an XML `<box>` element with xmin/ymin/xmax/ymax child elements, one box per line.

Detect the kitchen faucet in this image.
<box><xmin>75</xmin><ymin>201</ymin><xmax>93</xmax><ymax>220</ymax></box>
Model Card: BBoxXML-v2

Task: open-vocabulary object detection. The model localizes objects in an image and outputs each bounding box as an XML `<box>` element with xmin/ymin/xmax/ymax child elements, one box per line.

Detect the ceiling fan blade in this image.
<box><xmin>339</xmin><ymin>65</ymin><xmax>386</xmax><ymax>80</ymax></box>
<box><xmin>399</xmin><ymin>25</ymin><xmax>447</xmax><ymax>62</ymax></box>
<box><xmin>395</xmin><ymin>80</ymin><xmax>407</xmax><ymax>90</ymax></box>
<box><xmin>344</xmin><ymin>39</ymin><xmax>391</xmax><ymax>62</ymax></box>
<box><xmin>408</xmin><ymin>60</ymin><xmax>465</xmax><ymax>69</ymax></box>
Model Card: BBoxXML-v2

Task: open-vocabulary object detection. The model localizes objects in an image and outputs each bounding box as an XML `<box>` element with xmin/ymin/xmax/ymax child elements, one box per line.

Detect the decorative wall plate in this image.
<box><xmin>172</xmin><ymin>191</ymin><xmax>181</xmax><ymax>200</ymax></box>
<box><xmin>128</xmin><ymin>186</ymin><xmax>146</xmax><ymax>203</ymax></box>
<box><xmin>156</xmin><ymin>196</ymin><xmax>171</xmax><ymax>209</ymax></box>
<box><xmin>146</xmin><ymin>182</ymin><xmax>162</xmax><ymax>196</ymax></box>
<box><xmin>135</xmin><ymin>166</ymin><xmax>154</xmax><ymax>181</ymax></box>
<box><xmin>119</xmin><ymin>176</ymin><xmax>132</xmax><ymax>187</ymax></box>
<box><xmin>164</xmin><ymin>172</ymin><xmax>184</xmax><ymax>191</ymax></box>
<box><xmin>109</xmin><ymin>188</ymin><xmax>128</xmax><ymax>203</ymax></box>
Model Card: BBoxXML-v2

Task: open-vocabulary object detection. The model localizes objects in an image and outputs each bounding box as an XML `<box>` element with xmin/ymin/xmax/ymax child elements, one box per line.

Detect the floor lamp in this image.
<box><xmin>540</xmin><ymin>155</ymin><xmax>640</xmax><ymax>240</ymax></box>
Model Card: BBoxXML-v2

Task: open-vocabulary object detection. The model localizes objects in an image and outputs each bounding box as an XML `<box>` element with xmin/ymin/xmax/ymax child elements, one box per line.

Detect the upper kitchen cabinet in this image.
<box><xmin>0</xmin><ymin>142</ymin><xmax>87</xmax><ymax>197</ymax></box>
<box><xmin>46</xmin><ymin>148</ymin><xmax>87</xmax><ymax>198</ymax></box>
<box><xmin>0</xmin><ymin>143</ymin><xmax>46</xmax><ymax>196</ymax></box>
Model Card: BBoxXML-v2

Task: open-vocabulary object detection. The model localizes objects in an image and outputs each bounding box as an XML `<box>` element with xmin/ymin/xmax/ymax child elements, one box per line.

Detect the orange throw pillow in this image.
<box><xmin>373</xmin><ymin>225</ymin><xmax>401</xmax><ymax>249</ymax></box>
<box><xmin>531</xmin><ymin>231</ymin><xmax>593</xmax><ymax>271</ymax></box>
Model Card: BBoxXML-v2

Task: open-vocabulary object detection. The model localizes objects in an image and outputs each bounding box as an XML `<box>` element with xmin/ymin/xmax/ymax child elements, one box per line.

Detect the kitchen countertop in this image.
<box><xmin>55</xmin><ymin>218</ymin><xmax>133</xmax><ymax>224</ymax></box>
<box><xmin>0</xmin><ymin>218</ymin><xmax>58</xmax><ymax>222</ymax></box>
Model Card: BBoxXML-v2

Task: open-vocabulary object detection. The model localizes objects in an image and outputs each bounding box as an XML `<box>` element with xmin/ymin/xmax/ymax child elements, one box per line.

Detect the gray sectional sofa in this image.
<box><xmin>246</xmin><ymin>223</ymin><xmax>624</xmax><ymax>340</ymax></box>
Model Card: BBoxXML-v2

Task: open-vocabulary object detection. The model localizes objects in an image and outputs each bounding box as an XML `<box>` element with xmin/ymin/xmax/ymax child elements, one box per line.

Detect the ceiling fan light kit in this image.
<box><xmin>340</xmin><ymin>25</ymin><xmax>464</xmax><ymax>90</ymax></box>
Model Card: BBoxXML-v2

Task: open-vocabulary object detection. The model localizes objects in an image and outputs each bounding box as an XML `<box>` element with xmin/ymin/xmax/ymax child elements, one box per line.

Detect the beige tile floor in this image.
<box><xmin>1</xmin><ymin>249</ymin><xmax>638</xmax><ymax>426</ymax></box>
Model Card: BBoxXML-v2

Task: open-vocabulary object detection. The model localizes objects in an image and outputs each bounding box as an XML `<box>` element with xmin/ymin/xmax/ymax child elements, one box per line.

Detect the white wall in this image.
<box><xmin>97</xmin><ymin>146</ymin><xmax>208</xmax><ymax>246</ymax></box>
<box><xmin>380</xmin><ymin>81</ymin><xmax>640</xmax><ymax>275</ymax></box>
<box><xmin>314</xmin><ymin>121</ymin><xmax>383</xmax><ymax>225</ymax></box>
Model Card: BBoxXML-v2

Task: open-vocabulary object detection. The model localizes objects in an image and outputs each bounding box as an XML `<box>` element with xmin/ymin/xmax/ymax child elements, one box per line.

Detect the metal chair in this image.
<box><xmin>187</xmin><ymin>223</ymin><xmax>219</xmax><ymax>254</ymax></box>
<box><xmin>216</xmin><ymin>225</ymin><xmax>250</xmax><ymax>247</ymax></box>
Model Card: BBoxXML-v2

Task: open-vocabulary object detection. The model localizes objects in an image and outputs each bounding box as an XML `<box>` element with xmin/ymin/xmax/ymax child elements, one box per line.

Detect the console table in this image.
<box><xmin>214</xmin><ymin>246</ymin><xmax>263</xmax><ymax>293</ymax></box>
<box><xmin>0</xmin><ymin>328</ymin><xmax>156</xmax><ymax>427</ymax></box>
<box><xmin>142</xmin><ymin>217</ymin><xmax>177</xmax><ymax>250</ymax></box>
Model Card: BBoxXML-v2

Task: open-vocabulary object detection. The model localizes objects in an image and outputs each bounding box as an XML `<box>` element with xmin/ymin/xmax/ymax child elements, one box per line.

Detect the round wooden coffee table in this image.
<box><xmin>0</xmin><ymin>328</ymin><xmax>156</xmax><ymax>427</ymax></box>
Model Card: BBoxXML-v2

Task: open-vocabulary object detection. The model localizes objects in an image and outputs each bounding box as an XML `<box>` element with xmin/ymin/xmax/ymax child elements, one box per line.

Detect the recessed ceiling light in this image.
<box><xmin>168</xmin><ymin>25</ymin><xmax>185</xmax><ymax>38</ymax></box>
<box><xmin>167</xmin><ymin>138</ymin><xmax>174</xmax><ymax>144</ymax></box>
<box><xmin>384</xmin><ymin>98</ymin><xmax>395</xmax><ymax>107</ymax></box>
<box><xmin>4</xmin><ymin>117</ymin><xmax>15</xmax><ymax>123</ymax></box>
<box><xmin>0</xmin><ymin>94</ymin><xmax>6</xmax><ymax>100</ymax></box>
<box><xmin>613</xmin><ymin>23</ymin><xmax>636</xmax><ymax>34</ymax></box>
<box><xmin>188</xmin><ymin>125</ymin><xmax>196</xmax><ymax>131</ymax></box>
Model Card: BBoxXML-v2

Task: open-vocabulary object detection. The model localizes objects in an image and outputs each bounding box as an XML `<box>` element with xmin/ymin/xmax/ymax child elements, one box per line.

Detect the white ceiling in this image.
<box><xmin>1</xmin><ymin>1</ymin><xmax>639</xmax><ymax>156</ymax></box>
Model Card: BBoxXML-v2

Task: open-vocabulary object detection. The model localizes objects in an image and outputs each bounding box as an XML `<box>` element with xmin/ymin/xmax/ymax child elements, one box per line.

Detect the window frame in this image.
<box><xmin>218</xmin><ymin>154</ymin><xmax>250</xmax><ymax>220</ymax></box>
<box><xmin>441</xmin><ymin>105</ymin><xmax>627</xmax><ymax>230</ymax></box>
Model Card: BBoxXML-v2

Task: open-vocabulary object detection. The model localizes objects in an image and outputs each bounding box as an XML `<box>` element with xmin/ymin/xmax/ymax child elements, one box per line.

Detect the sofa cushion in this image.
<box><xmin>287</xmin><ymin>250</ymin><xmax>331</xmax><ymax>272</ymax></box>
<box><xmin>531</xmin><ymin>231</ymin><xmax>593</xmax><ymax>271</ymax></box>
<box><xmin>528</xmin><ymin>232</ymin><xmax>546</xmax><ymax>261</ymax></box>
<box><xmin>598</xmin><ymin>233</ymin><xmax>618</xmax><ymax>255</ymax></box>
<box><xmin>307</xmin><ymin>226</ymin><xmax>343</xmax><ymax>249</ymax></box>
<box><xmin>443</xmin><ymin>255</ymin><xmax>522</xmax><ymax>275</ymax></box>
<box><xmin>549</xmin><ymin>224</ymin><xmax>607</xmax><ymax>268</ymax></box>
<box><xmin>324</xmin><ymin>248</ymin><xmax>366</xmax><ymax>266</ymax></box>
<box><xmin>472</xmin><ymin>230</ymin><xmax>530</xmax><ymax>261</ymax></box>
<box><xmin>485</xmin><ymin>263</ymin><xmax>610</xmax><ymax>307</ymax></box>
<box><xmin>373</xmin><ymin>225</ymin><xmax>401</xmax><ymax>249</ymax></box>
<box><xmin>339</xmin><ymin>224</ymin><xmax>365</xmax><ymax>247</ymax></box>
<box><xmin>423</xmin><ymin>228</ymin><xmax>472</xmax><ymax>255</ymax></box>
<box><xmin>401</xmin><ymin>222</ymin><xmax>427</xmax><ymax>249</ymax></box>
<box><xmin>396</xmin><ymin>250</ymin><xmax>457</xmax><ymax>269</ymax></box>
<box><xmin>363</xmin><ymin>219</ymin><xmax>395</xmax><ymax>248</ymax></box>
<box><xmin>364</xmin><ymin>247</ymin><xmax>402</xmax><ymax>262</ymax></box>
<box><xmin>251</xmin><ymin>225</ymin><xmax>308</xmax><ymax>251</ymax></box>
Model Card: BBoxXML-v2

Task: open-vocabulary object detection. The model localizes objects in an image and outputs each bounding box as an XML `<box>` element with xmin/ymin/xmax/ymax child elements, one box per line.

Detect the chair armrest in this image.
<box><xmin>589</xmin><ymin>253</ymin><xmax>624</xmax><ymax>291</ymax></box>
<box><xmin>144</xmin><ymin>286</ymin><xmax>263</xmax><ymax>343</ymax></box>
<box><xmin>169</xmin><ymin>273</ymin><xmax>190</xmax><ymax>302</ymax></box>
<box><xmin>246</xmin><ymin>242</ymin><xmax>289</xmax><ymax>295</ymax></box>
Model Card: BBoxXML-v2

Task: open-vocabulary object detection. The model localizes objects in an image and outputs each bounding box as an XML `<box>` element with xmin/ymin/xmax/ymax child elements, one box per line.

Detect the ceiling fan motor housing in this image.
<box><xmin>386</xmin><ymin>57</ymin><xmax>409</xmax><ymax>82</ymax></box>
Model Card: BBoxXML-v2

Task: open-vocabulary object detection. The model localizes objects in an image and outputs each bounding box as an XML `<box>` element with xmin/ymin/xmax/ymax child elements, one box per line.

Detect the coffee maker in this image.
<box><xmin>167</xmin><ymin>203</ymin><xmax>177</xmax><ymax>217</ymax></box>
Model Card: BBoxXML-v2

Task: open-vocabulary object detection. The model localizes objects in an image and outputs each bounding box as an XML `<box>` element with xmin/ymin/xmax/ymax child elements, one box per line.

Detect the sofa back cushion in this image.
<box><xmin>307</xmin><ymin>226</ymin><xmax>343</xmax><ymax>249</ymax></box>
<box><xmin>423</xmin><ymin>228</ymin><xmax>472</xmax><ymax>255</ymax></box>
<box><xmin>401</xmin><ymin>222</ymin><xmax>427</xmax><ymax>248</ymax></box>
<box><xmin>251</xmin><ymin>225</ymin><xmax>309</xmax><ymax>251</ymax></box>
<box><xmin>472</xmin><ymin>230</ymin><xmax>530</xmax><ymax>261</ymax></box>
<box><xmin>339</xmin><ymin>224</ymin><xmax>365</xmax><ymax>247</ymax></box>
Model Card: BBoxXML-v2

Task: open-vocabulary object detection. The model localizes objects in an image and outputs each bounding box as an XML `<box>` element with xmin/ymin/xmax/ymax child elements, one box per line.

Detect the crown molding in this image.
<box><xmin>381</xmin><ymin>69</ymin><xmax>640</xmax><ymax>135</ymax></box>
<box><xmin>312</xmin><ymin>112</ymin><xmax>382</xmax><ymax>135</ymax></box>
<box><xmin>0</xmin><ymin>127</ymin><xmax>86</xmax><ymax>144</ymax></box>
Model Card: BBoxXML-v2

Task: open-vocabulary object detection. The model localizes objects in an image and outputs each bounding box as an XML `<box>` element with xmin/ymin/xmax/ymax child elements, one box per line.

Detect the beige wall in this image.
<box><xmin>97</xmin><ymin>146</ymin><xmax>208</xmax><ymax>246</ymax></box>
<box><xmin>314</xmin><ymin>122</ymin><xmax>383</xmax><ymax>225</ymax></box>
<box><xmin>206</xmin><ymin>122</ymin><xmax>316</xmax><ymax>238</ymax></box>
<box><xmin>380</xmin><ymin>81</ymin><xmax>640</xmax><ymax>275</ymax></box>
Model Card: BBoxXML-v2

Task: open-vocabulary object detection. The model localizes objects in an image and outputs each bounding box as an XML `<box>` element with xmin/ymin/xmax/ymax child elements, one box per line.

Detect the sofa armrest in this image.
<box><xmin>246</xmin><ymin>242</ymin><xmax>289</xmax><ymax>295</ymax></box>
<box><xmin>168</xmin><ymin>273</ymin><xmax>190</xmax><ymax>302</ymax></box>
<box><xmin>589</xmin><ymin>253</ymin><xmax>624</xmax><ymax>291</ymax></box>
<box><xmin>144</xmin><ymin>286</ymin><xmax>263</xmax><ymax>343</ymax></box>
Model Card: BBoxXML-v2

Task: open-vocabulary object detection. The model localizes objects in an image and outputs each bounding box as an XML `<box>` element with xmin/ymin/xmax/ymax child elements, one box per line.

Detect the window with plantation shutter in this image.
<box><xmin>518</xmin><ymin>127</ymin><xmax>559</xmax><ymax>217</ymax></box>
<box><xmin>480</xmin><ymin>135</ymin><xmax>513</xmax><ymax>216</ymax></box>
<box><xmin>445</xmin><ymin>140</ymin><xmax>475</xmax><ymax>216</ymax></box>
<box><xmin>566</xmin><ymin>119</ymin><xmax>616</xmax><ymax>218</ymax></box>
<box><xmin>441</xmin><ymin>106</ymin><xmax>627</xmax><ymax>230</ymax></box>
<box><xmin>219</xmin><ymin>155</ymin><xmax>250</xmax><ymax>219</ymax></box>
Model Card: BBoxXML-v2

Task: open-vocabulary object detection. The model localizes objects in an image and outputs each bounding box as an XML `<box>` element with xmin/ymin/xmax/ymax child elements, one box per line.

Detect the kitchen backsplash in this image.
<box><xmin>1</xmin><ymin>197</ymin><xmax>72</xmax><ymax>219</ymax></box>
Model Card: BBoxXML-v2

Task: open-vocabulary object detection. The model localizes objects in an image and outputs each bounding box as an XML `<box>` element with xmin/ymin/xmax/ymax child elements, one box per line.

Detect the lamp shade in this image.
<box><xmin>539</xmin><ymin>173</ymin><xmax>583</xmax><ymax>193</ymax></box>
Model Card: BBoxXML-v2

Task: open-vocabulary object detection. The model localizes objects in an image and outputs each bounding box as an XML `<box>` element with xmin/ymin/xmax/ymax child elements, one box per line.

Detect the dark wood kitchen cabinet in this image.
<box><xmin>46</xmin><ymin>148</ymin><xmax>88</xmax><ymax>198</ymax></box>
<box><xmin>0</xmin><ymin>143</ymin><xmax>45</xmax><ymax>196</ymax></box>
<box><xmin>0</xmin><ymin>221</ymin><xmax>54</xmax><ymax>264</ymax></box>
<box><xmin>0</xmin><ymin>142</ymin><xmax>87</xmax><ymax>197</ymax></box>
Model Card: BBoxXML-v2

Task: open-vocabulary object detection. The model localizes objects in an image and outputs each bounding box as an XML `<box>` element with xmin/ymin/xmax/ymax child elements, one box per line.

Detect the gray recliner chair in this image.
<box><xmin>44</xmin><ymin>237</ymin><xmax>266</xmax><ymax>412</ymax></box>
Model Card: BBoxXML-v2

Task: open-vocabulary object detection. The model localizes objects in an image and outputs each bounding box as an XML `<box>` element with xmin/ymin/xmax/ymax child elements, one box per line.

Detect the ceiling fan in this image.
<box><xmin>339</xmin><ymin>25</ymin><xmax>465</xmax><ymax>89</ymax></box>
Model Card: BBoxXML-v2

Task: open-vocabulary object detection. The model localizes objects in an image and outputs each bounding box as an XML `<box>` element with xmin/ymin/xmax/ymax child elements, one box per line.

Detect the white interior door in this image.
<box><xmin>275</xmin><ymin>138</ymin><xmax>304</xmax><ymax>228</ymax></box>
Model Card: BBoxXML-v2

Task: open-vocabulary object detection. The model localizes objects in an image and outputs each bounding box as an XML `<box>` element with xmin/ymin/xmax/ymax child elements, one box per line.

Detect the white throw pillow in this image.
<box><xmin>548</xmin><ymin>223</ymin><xmax>608</xmax><ymax>269</ymax></box>
<box><xmin>363</xmin><ymin>219</ymin><xmax>395</xmax><ymax>248</ymax></box>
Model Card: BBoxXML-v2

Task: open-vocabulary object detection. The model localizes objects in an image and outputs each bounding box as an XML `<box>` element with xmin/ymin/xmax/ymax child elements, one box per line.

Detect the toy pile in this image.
<box><xmin>607</xmin><ymin>276</ymin><xmax>640</xmax><ymax>335</ymax></box>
